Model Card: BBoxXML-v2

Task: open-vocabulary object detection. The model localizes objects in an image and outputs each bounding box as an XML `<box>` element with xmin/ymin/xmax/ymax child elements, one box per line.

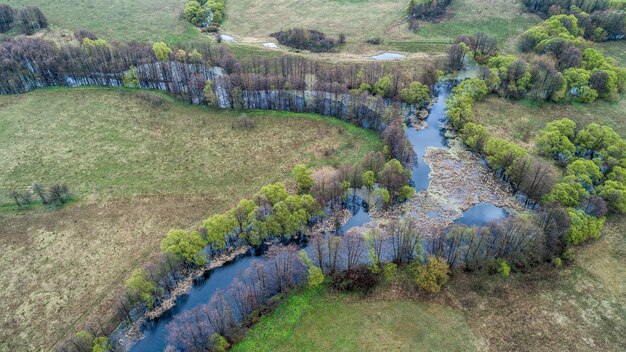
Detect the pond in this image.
<box><xmin>454</xmin><ymin>203</ymin><xmax>508</xmax><ymax>226</ymax></box>
<box><xmin>370</xmin><ymin>52</ymin><xmax>406</xmax><ymax>60</ymax></box>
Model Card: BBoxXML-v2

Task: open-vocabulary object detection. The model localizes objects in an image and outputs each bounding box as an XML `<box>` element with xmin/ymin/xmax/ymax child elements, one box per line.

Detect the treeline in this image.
<box><xmin>0</xmin><ymin>4</ymin><xmax>47</xmax><ymax>35</ymax></box>
<box><xmin>3</xmin><ymin>182</ymin><xmax>71</xmax><ymax>208</ymax></box>
<box><xmin>270</xmin><ymin>28</ymin><xmax>342</xmax><ymax>53</ymax></box>
<box><xmin>407</xmin><ymin>0</ymin><xmax>452</xmax><ymax>31</ymax></box>
<box><xmin>183</xmin><ymin>0</ymin><xmax>225</xmax><ymax>31</ymax></box>
<box><xmin>449</xmin><ymin>27</ymin><xmax>625</xmax><ymax>103</ymax></box>
<box><xmin>521</xmin><ymin>0</ymin><xmax>626</xmax><ymax>41</ymax></box>
<box><xmin>0</xmin><ymin>35</ymin><xmax>437</xmax><ymax>133</ymax></box>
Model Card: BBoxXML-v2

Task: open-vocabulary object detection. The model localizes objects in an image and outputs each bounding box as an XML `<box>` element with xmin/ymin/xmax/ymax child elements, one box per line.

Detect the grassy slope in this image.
<box><xmin>0</xmin><ymin>88</ymin><xmax>381</xmax><ymax>351</ymax></box>
<box><xmin>233</xmin><ymin>286</ymin><xmax>478</xmax><ymax>352</ymax></box>
<box><xmin>3</xmin><ymin>0</ymin><xmax>200</xmax><ymax>43</ymax></box>
<box><xmin>473</xmin><ymin>96</ymin><xmax>626</xmax><ymax>147</ymax></box>
<box><xmin>386</xmin><ymin>0</ymin><xmax>540</xmax><ymax>54</ymax></box>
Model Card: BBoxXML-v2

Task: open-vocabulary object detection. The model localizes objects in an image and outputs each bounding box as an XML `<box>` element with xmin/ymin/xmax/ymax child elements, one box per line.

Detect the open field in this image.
<box><xmin>0</xmin><ymin>88</ymin><xmax>382</xmax><ymax>351</ymax></box>
<box><xmin>473</xmin><ymin>96</ymin><xmax>626</xmax><ymax>147</ymax></box>
<box><xmin>221</xmin><ymin>0</ymin><xmax>407</xmax><ymax>54</ymax></box>
<box><xmin>386</xmin><ymin>0</ymin><xmax>540</xmax><ymax>54</ymax></box>
<box><xmin>233</xmin><ymin>285</ymin><xmax>479</xmax><ymax>352</ymax></box>
<box><xmin>3</xmin><ymin>0</ymin><xmax>200</xmax><ymax>43</ymax></box>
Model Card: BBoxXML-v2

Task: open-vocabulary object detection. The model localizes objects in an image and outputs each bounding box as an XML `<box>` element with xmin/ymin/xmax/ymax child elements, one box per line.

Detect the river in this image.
<box><xmin>126</xmin><ymin>81</ymin><xmax>507</xmax><ymax>351</ymax></box>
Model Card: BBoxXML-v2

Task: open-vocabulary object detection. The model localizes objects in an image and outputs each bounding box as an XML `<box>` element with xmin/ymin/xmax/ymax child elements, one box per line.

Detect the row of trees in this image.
<box><xmin>521</xmin><ymin>0</ymin><xmax>626</xmax><ymax>41</ymax></box>
<box><xmin>0</xmin><ymin>5</ymin><xmax>47</xmax><ymax>35</ymax></box>
<box><xmin>166</xmin><ymin>245</ymin><xmax>305</xmax><ymax>351</ymax></box>
<box><xmin>4</xmin><ymin>182</ymin><xmax>71</xmax><ymax>208</ymax></box>
<box><xmin>0</xmin><ymin>35</ymin><xmax>438</xmax><ymax>132</ymax></box>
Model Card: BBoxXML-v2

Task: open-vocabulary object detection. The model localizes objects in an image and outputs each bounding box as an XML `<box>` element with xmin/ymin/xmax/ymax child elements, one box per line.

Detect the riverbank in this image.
<box><xmin>112</xmin><ymin>245</ymin><xmax>250</xmax><ymax>351</ymax></box>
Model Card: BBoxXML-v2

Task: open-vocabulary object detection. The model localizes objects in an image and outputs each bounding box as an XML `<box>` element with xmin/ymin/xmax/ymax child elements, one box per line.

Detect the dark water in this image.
<box><xmin>454</xmin><ymin>203</ymin><xmax>507</xmax><ymax>226</ymax></box>
<box><xmin>405</xmin><ymin>84</ymin><xmax>451</xmax><ymax>192</ymax></box>
<box><xmin>130</xmin><ymin>255</ymin><xmax>256</xmax><ymax>351</ymax></box>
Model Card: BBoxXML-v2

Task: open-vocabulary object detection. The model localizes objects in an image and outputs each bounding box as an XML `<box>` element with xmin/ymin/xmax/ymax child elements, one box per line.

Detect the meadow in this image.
<box><xmin>473</xmin><ymin>96</ymin><xmax>626</xmax><ymax>147</ymax></box>
<box><xmin>2</xmin><ymin>0</ymin><xmax>200</xmax><ymax>43</ymax></box>
<box><xmin>0</xmin><ymin>88</ymin><xmax>382</xmax><ymax>351</ymax></box>
<box><xmin>233</xmin><ymin>286</ymin><xmax>479</xmax><ymax>352</ymax></box>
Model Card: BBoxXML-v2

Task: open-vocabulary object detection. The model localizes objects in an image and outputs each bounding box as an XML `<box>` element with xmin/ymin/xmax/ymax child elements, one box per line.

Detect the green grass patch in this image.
<box><xmin>234</xmin><ymin>285</ymin><xmax>478</xmax><ymax>352</ymax></box>
<box><xmin>3</xmin><ymin>0</ymin><xmax>201</xmax><ymax>43</ymax></box>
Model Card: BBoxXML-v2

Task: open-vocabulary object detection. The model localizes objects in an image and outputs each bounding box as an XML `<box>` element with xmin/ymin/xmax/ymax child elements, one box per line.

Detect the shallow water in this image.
<box><xmin>405</xmin><ymin>84</ymin><xmax>451</xmax><ymax>192</ymax></box>
<box><xmin>454</xmin><ymin>203</ymin><xmax>507</xmax><ymax>226</ymax></box>
<box><xmin>370</xmin><ymin>53</ymin><xmax>406</xmax><ymax>60</ymax></box>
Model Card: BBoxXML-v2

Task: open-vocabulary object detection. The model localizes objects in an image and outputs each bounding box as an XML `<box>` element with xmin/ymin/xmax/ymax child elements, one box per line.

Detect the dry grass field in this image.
<box><xmin>0</xmin><ymin>88</ymin><xmax>381</xmax><ymax>351</ymax></box>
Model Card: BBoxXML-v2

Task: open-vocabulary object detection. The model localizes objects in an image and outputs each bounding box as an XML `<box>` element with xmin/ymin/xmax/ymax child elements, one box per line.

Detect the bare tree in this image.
<box><xmin>341</xmin><ymin>229</ymin><xmax>366</xmax><ymax>270</ymax></box>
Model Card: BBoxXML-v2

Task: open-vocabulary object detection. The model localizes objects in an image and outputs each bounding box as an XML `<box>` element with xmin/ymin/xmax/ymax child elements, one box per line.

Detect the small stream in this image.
<box><xmin>125</xmin><ymin>80</ymin><xmax>507</xmax><ymax>351</ymax></box>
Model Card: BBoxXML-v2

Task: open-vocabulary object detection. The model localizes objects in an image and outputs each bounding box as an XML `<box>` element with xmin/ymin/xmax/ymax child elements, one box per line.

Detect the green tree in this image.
<box><xmin>152</xmin><ymin>42</ymin><xmax>172</xmax><ymax>61</ymax></box>
<box><xmin>607</xmin><ymin>166</ymin><xmax>626</xmax><ymax>183</ymax></box>
<box><xmin>203</xmin><ymin>214</ymin><xmax>236</xmax><ymax>250</ymax></box>
<box><xmin>161</xmin><ymin>229</ymin><xmax>207</xmax><ymax>266</ymax></box>
<box><xmin>566</xmin><ymin>208</ymin><xmax>605</xmax><ymax>245</ymax></box>
<box><xmin>575</xmin><ymin>123</ymin><xmax>620</xmax><ymax>158</ymax></box>
<box><xmin>566</xmin><ymin>159</ymin><xmax>603</xmax><ymax>187</ymax></box>
<box><xmin>373</xmin><ymin>75</ymin><xmax>393</xmax><ymax>97</ymax></box>
<box><xmin>413</xmin><ymin>256</ymin><xmax>450</xmax><ymax>294</ymax></box>
<box><xmin>184</xmin><ymin>0</ymin><xmax>212</xmax><ymax>26</ymax></box>
<box><xmin>292</xmin><ymin>164</ymin><xmax>314</xmax><ymax>193</ymax></box>
<box><xmin>210</xmin><ymin>334</ymin><xmax>230</xmax><ymax>352</ymax></box>
<box><xmin>495</xmin><ymin>259</ymin><xmax>510</xmax><ymax>278</ymax></box>
<box><xmin>453</xmin><ymin>78</ymin><xmax>489</xmax><ymax>101</ymax></box>
<box><xmin>460</xmin><ymin>122</ymin><xmax>490</xmax><ymax>152</ymax></box>
<box><xmin>398</xmin><ymin>185</ymin><xmax>415</xmax><ymax>202</ymax></box>
<box><xmin>299</xmin><ymin>250</ymin><xmax>324</xmax><ymax>287</ymax></box>
<box><xmin>125</xmin><ymin>268</ymin><xmax>160</xmax><ymax>308</ymax></box>
<box><xmin>378</xmin><ymin>159</ymin><xmax>410</xmax><ymax>199</ymax></box>
<box><xmin>373</xmin><ymin>188</ymin><xmax>390</xmax><ymax>209</ymax></box>
<box><xmin>258</xmin><ymin>182</ymin><xmax>289</xmax><ymax>205</ymax></box>
<box><xmin>362</xmin><ymin>170</ymin><xmax>376</xmax><ymax>191</ymax></box>
<box><xmin>122</xmin><ymin>66</ymin><xmax>140</xmax><ymax>88</ymax></box>
<box><xmin>543</xmin><ymin>177</ymin><xmax>589</xmax><ymax>207</ymax></box>
<box><xmin>92</xmin><ymin>336</ymin><xmax>113</xmax><ymax>352</ymax></box>
<box><xmin>400</xmin><ymin>81</ymin><xmax>430</xmax><ymax>105</ymax></box>
<box><xmin>598</xmin><ymin>180</ymin><xmax>626</xmax><ymax>213</ymax></box>
<box><xmin>204</xmin><ymin>80</ymin><xmax>218</xmax><ymax>107</ymax></box>
<box><xmin>229</xmin><ymin>199</ymin><xmax>257</xmax><ymax>237</ymax></box>
<box><xmin>484</xmin><ymin>137</ymin><xmax>527</xmax><ymax>175</ymax></box>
